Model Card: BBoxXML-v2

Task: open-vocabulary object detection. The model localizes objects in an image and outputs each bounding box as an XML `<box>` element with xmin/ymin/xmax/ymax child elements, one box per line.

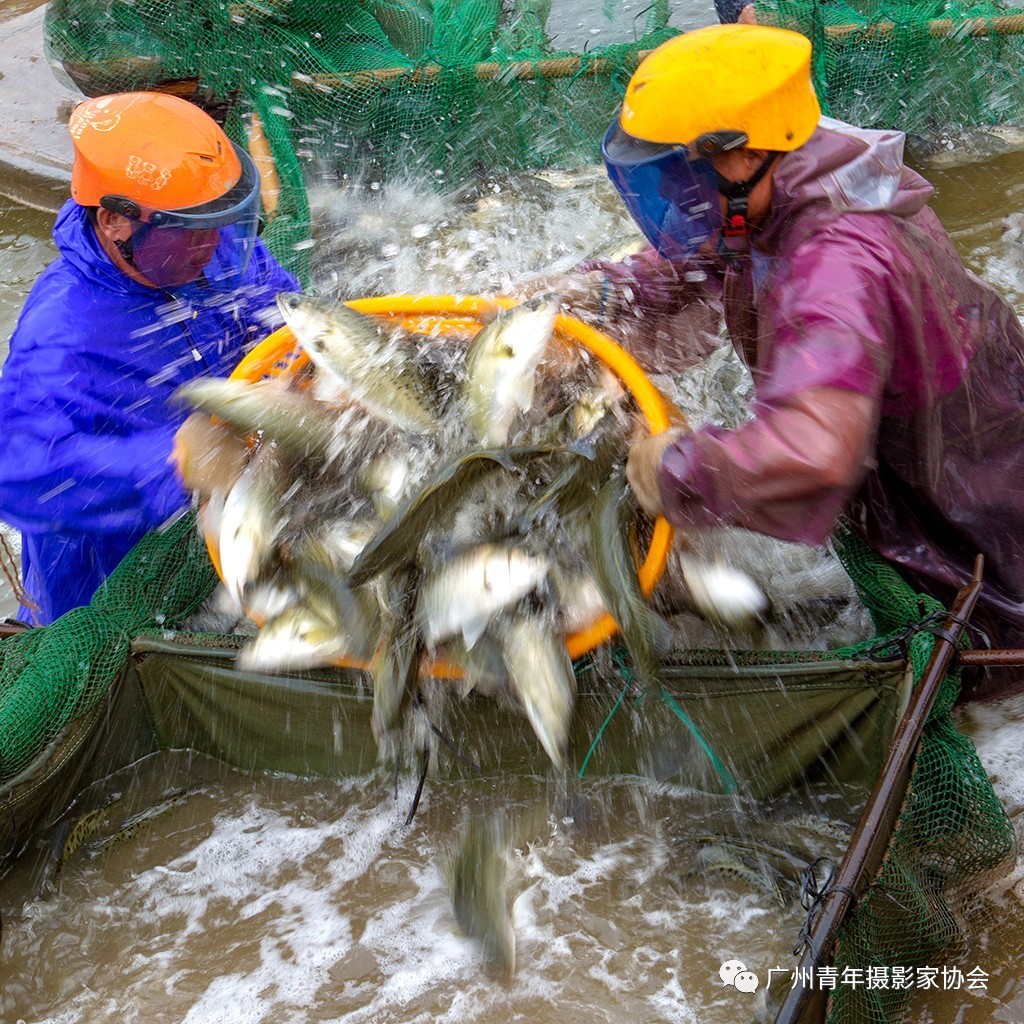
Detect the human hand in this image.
<box><xmin>170</xmin><ymin>412</ymin><xmax>249</xmax><ymax>497</ymax></box>
<box><xmin>626</xmin><ymin>425</ymin><xmax>687</xmax><ymax>517</ymax></box>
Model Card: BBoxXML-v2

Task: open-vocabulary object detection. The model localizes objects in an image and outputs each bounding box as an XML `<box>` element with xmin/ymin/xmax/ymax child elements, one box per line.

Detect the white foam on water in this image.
<box><xmin>956</xmin><ymin>693</ymin><xmax>1024</xmax><ymax>817</ymax></box>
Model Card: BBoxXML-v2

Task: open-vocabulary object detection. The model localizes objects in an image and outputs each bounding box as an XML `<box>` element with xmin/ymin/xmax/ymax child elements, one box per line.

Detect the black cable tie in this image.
<box><xmin>794</xmin><ymin>859</ymin><xmax>857</xmax><ymax>956</ymax></box>
<box><xmin>857</xmin><ymin>608</ymin><xmax>985</xmax><ymax>662</ymax></box>
<box><xmin>404</xmin><ymin>742</ymin><xmax>430</xmax><ymax>827</ymax></box>
<box><xmin>426</xmin><ymin>718</ymin><xmax>483</xmax><ymax>774</ymax></box>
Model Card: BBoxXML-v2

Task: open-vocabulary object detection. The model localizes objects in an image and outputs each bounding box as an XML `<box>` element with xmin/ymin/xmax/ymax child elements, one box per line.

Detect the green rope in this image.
<box><xmin>657</xmin><ymin>683</ymin><xmax>737</xmax><ymax>796</ymax></box>
<box><xmin>577</xmin><ymin>675</ymin><xmax>632</xmax><ymax>779</ymax></box>
<box><xmin>576</xmin><ymin>648</ymin><xmax>736</xmax><ymax>795</ymax></box>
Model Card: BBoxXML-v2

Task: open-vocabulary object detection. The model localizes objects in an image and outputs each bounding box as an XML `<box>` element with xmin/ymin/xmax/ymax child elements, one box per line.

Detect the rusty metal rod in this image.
<box><xmin>59</xmin><ymin>10</ymin><xmax>1024</xmax><ymax>101</ymax></box>
<box><xmin>958</xmin><ymin>648</ymin><xmax>1024</xmax><ymax>667</ymax></box>
<box><xmin>770</xmin><ymin>554</ymin><xmax>986</xmax><ymax>1024</ymax></box>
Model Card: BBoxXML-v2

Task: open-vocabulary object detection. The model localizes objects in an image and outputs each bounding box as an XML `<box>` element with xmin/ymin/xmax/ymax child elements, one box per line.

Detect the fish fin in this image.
<box><xmin>461</xmin><ymin>616</ymin><xmax>488</xmax><ymax>651</ymax></box>
<box><xmin>513</xmin><ymin>375</ymin><xmax>537</xmax><ymax>413</ymax></box>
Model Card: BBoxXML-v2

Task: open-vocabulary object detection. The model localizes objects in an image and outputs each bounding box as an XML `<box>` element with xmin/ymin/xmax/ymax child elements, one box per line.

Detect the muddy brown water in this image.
<box><xmin>3</xmin><ymin>29</ymin><xmax>1024</xmax><ymax>1022</ymax></box>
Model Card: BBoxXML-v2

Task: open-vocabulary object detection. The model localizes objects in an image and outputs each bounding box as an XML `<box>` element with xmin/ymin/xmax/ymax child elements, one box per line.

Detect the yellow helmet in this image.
<box><xmin>620</xmin><ymin>24</ymin><xmax>821</xmax><ymax>153</ymax></box>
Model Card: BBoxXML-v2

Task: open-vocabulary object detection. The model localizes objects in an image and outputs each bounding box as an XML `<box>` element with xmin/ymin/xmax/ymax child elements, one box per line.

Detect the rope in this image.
<box><xmin>404</xmin><ymin>742</ymin><xmax>431</xmax><ymax>827</ymax></box>
<box><xmin>576</xmin><ymin>648</ymin><xmax>736</xmax><ymax>795</ymax></box>
<box><xmin>657</xmin><ymin>683</ymin><xmax>737</xmax><ymax>796</ymax></box>
<box><xmin>0</xmin><ymin>533</ymin><xmax>39</xmax><ymax>624</ymax></box>
<box><xmin>577</xmin><ymin>674</ymin><xmax>632</xmax><ymax>779</ymax></box>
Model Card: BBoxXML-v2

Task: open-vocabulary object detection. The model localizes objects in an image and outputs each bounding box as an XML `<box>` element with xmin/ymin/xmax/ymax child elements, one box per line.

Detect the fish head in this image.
<box><xmin>276</xmin><ymin>292</ymin><xmax>339</xmax><ymax>362</ymax></box>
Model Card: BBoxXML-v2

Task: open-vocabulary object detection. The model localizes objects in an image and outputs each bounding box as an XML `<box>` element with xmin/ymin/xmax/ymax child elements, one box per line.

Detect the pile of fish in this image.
<box><xmin>171</xmin><ymin>291</ymin><xmax>770</xmax><ymax>770</ymax></box>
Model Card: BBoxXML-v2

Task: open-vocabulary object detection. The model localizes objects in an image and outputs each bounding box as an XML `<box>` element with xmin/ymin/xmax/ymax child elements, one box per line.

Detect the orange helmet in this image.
<box><xmin>69</xmin><ymin>92</ymin><xmax>263</xmax><ymax>289</ymax></box>
<box><xmin>69</xmin><ymin>92</ymin><xmax>249</xmax><ymax>213</ymax></box>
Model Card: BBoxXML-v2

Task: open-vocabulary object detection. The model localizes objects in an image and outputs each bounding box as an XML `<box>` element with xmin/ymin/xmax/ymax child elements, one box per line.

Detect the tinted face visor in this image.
<box><xmin>109</xmin><ymin>143</ymin><xmax>261</xmax><ymax>290</ymax></box>
<box><xmin>601</xmin><ymin>123</ymin><xmax>721</xmax><ymax>260</ymax></box>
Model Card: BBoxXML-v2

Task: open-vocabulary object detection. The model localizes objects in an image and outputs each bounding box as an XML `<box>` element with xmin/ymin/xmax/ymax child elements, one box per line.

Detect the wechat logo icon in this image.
<box><xmin>720</xmin><ymin>959</ymin><xmax>760</xmax><ymax>993</ymax></box>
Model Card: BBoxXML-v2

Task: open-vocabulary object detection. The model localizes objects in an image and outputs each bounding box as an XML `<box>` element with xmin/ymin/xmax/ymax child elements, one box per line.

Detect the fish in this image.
<box><xmin>496</xmin><ymin>611</ymin><xmax>576</xmax><ymax>768</ymax></box>
<box><xmin>446</xmin><ymin>630</ymin><xmax>509</xmax><ymax>699</ymax></box>
<box><xmin>238</xmin><ymin>525</ymin><xmax>383</xmax><ymax>671</ymax></box>
<box><xmin>416</xmin><ymin>543</ymin><xmax>551</xmax><ymax>650</ymax></box>
<box><xmin>689</xmin><ymin>841</ymin><xmax>789</xmax><ymax>906</ymax></box>
<box><xmin>369</xmin><ymin>569</ymin><xmax>420</xmax><ymax>746</ymax></box>
<box><xmin>356</xmin><ymin>452</ymin><xmax>416</xmax><ymax>523</ymax></box>
<box><xmin>549</xmin><ymin>565</ymin><xmax>608</xmax><ymax>634</ymax></box>
<box><xmin>583</xmin><ymin>233</ymin><xmax>648</xmax><ymax>264</ymax></box>
<box><xmin>587</xmin><ymin>467</ymin><xmax>672</xmax><ymax>687</ymax></box>
<box><xmin>171</xmin><ymin>377</ymin><xmax>344</xmax><ymax>462</ymax></box>
<box><xmin>348</xmin><ymin>445</ymin><xmax>560</xmax><ymax>588</ymax></box>
<box><xmin>276</xmin><ymin>291</ymin><xmax>440</xmax><ymax>435</ymax></box>
<box><xmin>218</xmin><ymin>443</ymin><xmax>290</xmax><ymax>608</ymax></box>
<box><xmin>236</xmin><ymin>597</ymin><xmax>352</xmax><ymax>672</ymax></box>
<box><xmin>673</xmin><ymin>552</ymin><xmax>769</xmax><ymax>631</ymax></box>
<box><xmin>45</xmin><ymin>789</ymin><xmax>196</xmax><ymax>889</ymax></box>
<box><xmin>517</xmin><ymin>405</ymin><xmax>628</xmax><ymax>530</ymax></box>
<box><xmin>445</xmin><ymin>811</ymin><xmax>516</xmax><ymax>976</ymax></box>
<box><xmin>462</xmin><ymin>296</ymin><xmax>559</xmax><ymax>447</ymax></box>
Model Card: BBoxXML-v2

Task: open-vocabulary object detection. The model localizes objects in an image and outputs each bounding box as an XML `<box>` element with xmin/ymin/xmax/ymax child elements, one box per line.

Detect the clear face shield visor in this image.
<box><xmin>103</xmin><ymin>142</ymin><xmax>261</xmax><ymax>290</ymax></box>
<box><xmin>601</xmin><ymin>123</ymin><xmax>722</xmax><ymax>261</ymax></box>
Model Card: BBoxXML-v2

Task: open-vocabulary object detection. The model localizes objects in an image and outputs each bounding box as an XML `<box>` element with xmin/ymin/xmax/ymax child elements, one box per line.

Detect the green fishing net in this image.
<box><xmin>42</xmin><ymin>0</ymin><xmax>676</xmax><ymax>285</ymax></box>
<box><xmin>757</xmin><ymin>0</ymin><xmax>1024</xmax><ymax>135</ymax></box>
<box><xmin>0</xmin><ymin>510</ymin><xmax>1015</xmax><ymax>1024</ymax></box>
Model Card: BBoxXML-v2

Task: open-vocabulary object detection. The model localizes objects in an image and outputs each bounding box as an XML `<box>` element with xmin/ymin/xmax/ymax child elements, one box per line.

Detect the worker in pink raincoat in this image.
<box><xmin>550</xmin><ymin>25</ymin><xmax>1024</xmax><ymax>697</ymax></box>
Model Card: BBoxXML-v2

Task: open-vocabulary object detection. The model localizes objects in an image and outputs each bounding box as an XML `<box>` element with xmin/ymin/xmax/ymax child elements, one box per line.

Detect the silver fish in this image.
<box><xmin>236</xmin><ymin>598</ymin><xmax>352</xmax><ymax>673</ymax></box>
<box><xmin>497</xmin><ymin>611</ymin><xmax>576</xmax><ymax>768</ymax></box>
<box><xmin>370</xmin><ymin>569</ymin><xmax>420</xmax><ymax>745</ymax></box>
<box><xmin>550</xmin><ymin>565</ymin><xmax>608</xmax><ymax>635</ymax></box>
<box><xmin>416</xmin><ymin>543</ymin><xmax>551</xmax><ymax>650</ymax></box>
<box><xmin>673</xmin><ymin>552</ymin><xmax>769</xmax><ymax>631</ymax></box>
<box><xmin>356</xmin><ymin>452</ymin><xmax>416</xmax><ymax>523</ymax></box>
<box><xmin>239</xmin><ymin>522</ymin><xmax>382</xmax><ymax>671</ymax></box>
<box><xmin>445</xmin><ymin>812</ymin><xmax>516</xmax><ymax>976</ymax></box>
<box><xmin>171</xmin><ymin>377</ymin><xmax>342</xmax><ymax>462</ymax></box>
<box><xmin>445</xmin><ymin>630</ymin><xmax>508</xmax><ymax>699</ymax></box>
<box><xmin>348</xmin><ymin>446</ymin><xmax>550</xmax><ymax>588</ymax></box>
<box><xmin>276</xmin><ymin>291</ymin><xmax>439</xmax><ymax>435</ymax></box>
<box><xmin>218</xmin><ymin>444</ymin><xmax>290</xmax><ymax>607</ymax></box>
<box><xmin>463</xmin><ymin>296</ymin><xmax>559</xmax><ymax>447</ymax></box>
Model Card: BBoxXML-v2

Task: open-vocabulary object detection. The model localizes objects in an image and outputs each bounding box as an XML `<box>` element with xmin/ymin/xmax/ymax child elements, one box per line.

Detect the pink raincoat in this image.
<box><xmin>584</xmin><ymin>119</ymin><xmax>1024</xmax><ymax>666</ymax></box>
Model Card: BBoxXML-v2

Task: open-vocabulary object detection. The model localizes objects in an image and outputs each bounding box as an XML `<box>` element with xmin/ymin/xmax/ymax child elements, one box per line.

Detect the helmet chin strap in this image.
<box><xmin>715</xmin><ymin>152</ymin><xmax>777</xmax><ymax>261</ymax></box>
<box><xmin>114</xmin><ymin>236</ymin><xmax>136</xmax><ymax>266</ymax></box>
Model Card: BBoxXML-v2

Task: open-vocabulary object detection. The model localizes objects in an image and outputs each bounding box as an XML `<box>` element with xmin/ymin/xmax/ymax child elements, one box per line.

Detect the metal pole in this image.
<box><xmin>770</xmin><ymin>555</ymin><xmax>985</xmax><ymax>1024</ymax></box>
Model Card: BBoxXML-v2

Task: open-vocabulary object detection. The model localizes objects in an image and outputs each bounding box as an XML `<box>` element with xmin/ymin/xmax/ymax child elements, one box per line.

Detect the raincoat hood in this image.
<box><xmin>52</xmin><ymin>201</ymin><xmax>142</xmax><ymax>294</ymax></box>
<box><xmin>760</xmin><ymin>118</ymin><xmax>934</xmax><ymax>248</ymax></box>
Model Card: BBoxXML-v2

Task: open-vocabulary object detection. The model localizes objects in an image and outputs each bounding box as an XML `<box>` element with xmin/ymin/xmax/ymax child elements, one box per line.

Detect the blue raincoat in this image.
<box><xmin>0</xmin><ymin>200</ymin><xmax>301</xmax><ymax>624</ymax></box>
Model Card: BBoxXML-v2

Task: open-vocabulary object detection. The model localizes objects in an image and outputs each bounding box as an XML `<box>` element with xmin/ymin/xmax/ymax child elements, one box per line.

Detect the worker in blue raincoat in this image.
<box><xmin>0</xmin><ymin>92</ymin><xmax>300</xmax><ymax>624</ymax></box>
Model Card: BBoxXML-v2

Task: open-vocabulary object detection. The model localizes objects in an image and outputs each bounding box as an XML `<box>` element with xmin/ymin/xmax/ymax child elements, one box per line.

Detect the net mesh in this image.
<box><xmin>0</xmin><ymin>512</ymin><xmax>1015</xmax><ymax>1024</ymax></box>
<box><xmin>757</xmin><ymin>0</ymin><xmax>1024</xmax><ymax>136</ymax></box>
<box><xmin>42</xmin><ymin>0</ymin><xmax>676</xmax><ymax>284</ymax></box>
<box><xmin>42</xmin><ymin>0</ymin><xmax>1024</xmax><ymax>286</ymax></box>
<box><xmin>0</xmin><ymin>514</ymin><xmax>217</xmax><ymax>780</ymax></box>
